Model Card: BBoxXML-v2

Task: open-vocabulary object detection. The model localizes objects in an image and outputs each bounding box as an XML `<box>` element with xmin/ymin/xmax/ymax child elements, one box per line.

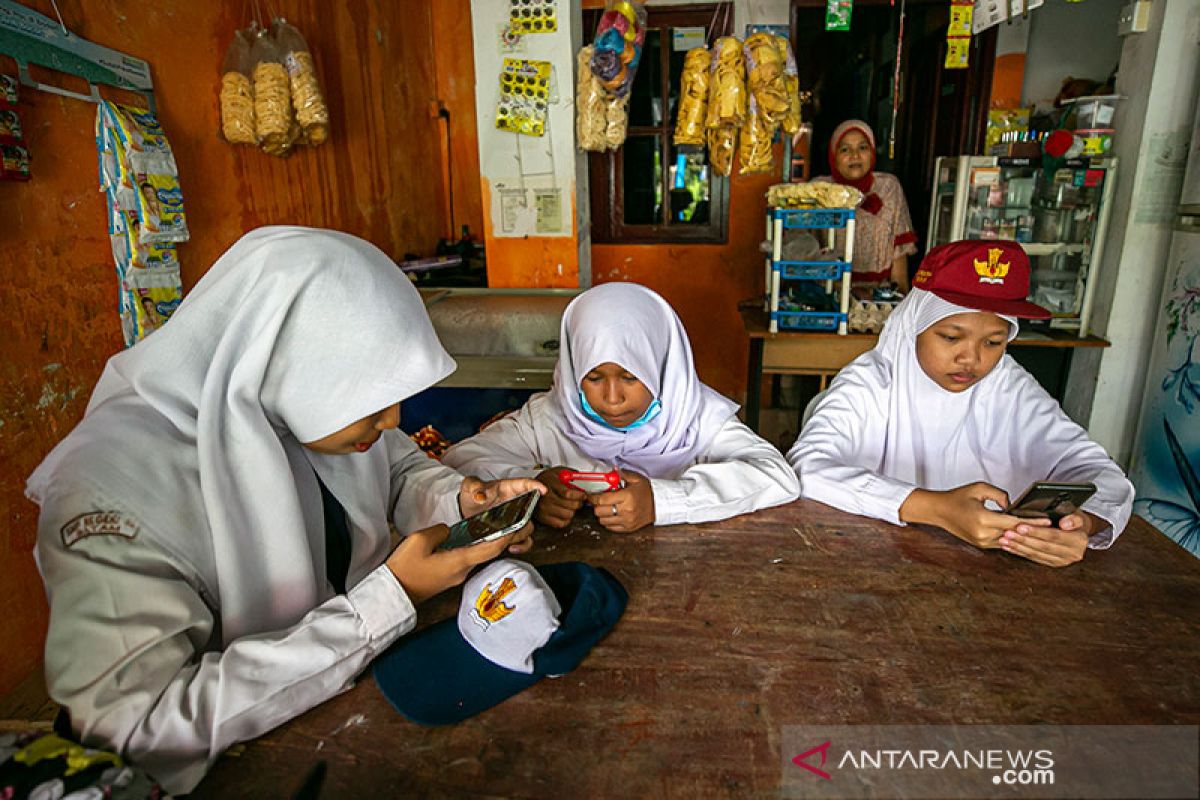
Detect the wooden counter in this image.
<box><xmin>183</xmin><ymin>505</ymin><xmax>1200</xmax><ymax>797</ymax></box>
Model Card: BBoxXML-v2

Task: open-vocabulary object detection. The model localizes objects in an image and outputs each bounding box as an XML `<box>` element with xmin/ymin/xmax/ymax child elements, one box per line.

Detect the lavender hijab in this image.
<box><xmin>550</xmin><ymin>283</ymin><xmax>738</xmax><ymax>477</ymax></box>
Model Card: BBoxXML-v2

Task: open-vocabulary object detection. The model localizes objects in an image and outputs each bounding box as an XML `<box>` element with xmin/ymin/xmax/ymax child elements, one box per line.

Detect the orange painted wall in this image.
<box><xmin>591</xmin><ymin>164</ymin><xmax>778</xmax><ymax>401</ymax></box>
<box><xmin>0</xmin><ymin>0</ymin><xmax>454</xmax><ymax>696</ymax></box>
<box><xmin>481</xmin><ymin>179</ymin><xmax>581</xmax><ymax>288</ymax></box>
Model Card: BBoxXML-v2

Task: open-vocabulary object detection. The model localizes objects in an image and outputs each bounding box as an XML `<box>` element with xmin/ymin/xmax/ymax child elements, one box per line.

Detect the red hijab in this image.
<box><xmin>829</xmin><ymin>119</ymin><xmax>883</xmax><ymax>215</ymax></box>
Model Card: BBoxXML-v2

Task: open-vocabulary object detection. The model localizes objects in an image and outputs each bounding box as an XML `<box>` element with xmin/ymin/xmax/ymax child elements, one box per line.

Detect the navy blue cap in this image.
<box><xmin>372</xmin><ymin>561</ymin><xmax>628</xmax><ymax>726</ymax></box>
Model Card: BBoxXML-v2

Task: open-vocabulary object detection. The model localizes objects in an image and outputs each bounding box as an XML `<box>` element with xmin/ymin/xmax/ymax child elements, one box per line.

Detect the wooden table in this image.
<box><xmin>741</xmin><ymin>307</ymin><xmax>1111</xmax><ymax>431</ymax></box>
<box><xmin>186</xmin><ymin>505</ymin><xmax>1199</xmax><ymax>798</ymax></box>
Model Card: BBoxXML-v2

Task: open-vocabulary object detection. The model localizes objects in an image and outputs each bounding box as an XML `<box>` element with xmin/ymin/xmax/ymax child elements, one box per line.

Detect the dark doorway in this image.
<box><xmin>790</xmin><ymin>0</ymin><xmax>995</xmax><ymax>267</ymax></box>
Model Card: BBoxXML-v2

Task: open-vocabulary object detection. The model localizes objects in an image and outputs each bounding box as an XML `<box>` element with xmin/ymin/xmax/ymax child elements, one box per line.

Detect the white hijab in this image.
<box><xmin>550</xmin><ymin>283</ymin><xmax>738</xmax><ymax>477</ymax></box>
<box><xmin>828</xmin><ymin>287</ymin><xmax>1090</xmax><ymax>494</ymax></box>
<box><xmin>27</xmin><ymin>226</ymin><xmax>455</xmax><ymax>644</ymax></box>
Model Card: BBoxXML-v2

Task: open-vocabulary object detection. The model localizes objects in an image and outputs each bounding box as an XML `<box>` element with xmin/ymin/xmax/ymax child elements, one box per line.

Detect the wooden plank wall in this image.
<box><xmin>0</xmin><ymin>0</ymin><xmax>476</xmax><ymax>695</ymax></box>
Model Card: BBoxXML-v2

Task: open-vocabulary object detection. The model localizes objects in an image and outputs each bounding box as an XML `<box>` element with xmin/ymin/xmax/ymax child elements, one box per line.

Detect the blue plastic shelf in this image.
<box><xmin>772</xmin><ymin>310</ymin><xmax>847</xmax><ymax>332</ymax></box>
<box><xmin>772</xmin><ymin>208</ymin><xmax>855</xmax><ymax>229</ymax></box>
<box><xmin>775</xmin><ymin>260</ymin><xmax>851</xmax><ymax>280</ymax></box>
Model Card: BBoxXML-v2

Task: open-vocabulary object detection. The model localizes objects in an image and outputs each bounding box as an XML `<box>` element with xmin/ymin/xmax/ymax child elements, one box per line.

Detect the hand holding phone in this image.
<box><xmin>1005</xmin><ymin>482</ymin><xmax>1096</xmax><ymax>524</ymax></box>
<box><xmin>440</xmin><ymin>489</ymin><xmax>541</xmax><ymax>550</ymax></box>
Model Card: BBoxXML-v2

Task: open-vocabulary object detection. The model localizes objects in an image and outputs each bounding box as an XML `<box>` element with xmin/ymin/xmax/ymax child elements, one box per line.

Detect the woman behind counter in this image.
<box><xmin>813</xmin><ymin>119</ymin><xmax>918</xmax><ymax>290</ymax></box>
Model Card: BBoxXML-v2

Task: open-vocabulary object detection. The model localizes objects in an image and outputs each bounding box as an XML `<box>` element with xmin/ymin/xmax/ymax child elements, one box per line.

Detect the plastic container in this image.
<box><xmin>774</xmin><ymin>310</ymin><xmax>846</xmax><ymax>331</ymax></box>
<box><xmin>1072</xmin><ymin>95</ymin><xmax>1120</xmax><ymax>129</ymax></box>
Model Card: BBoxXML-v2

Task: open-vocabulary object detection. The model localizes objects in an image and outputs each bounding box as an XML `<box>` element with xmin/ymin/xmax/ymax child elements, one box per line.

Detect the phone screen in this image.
<box><xmin>441</xmin><ymin>490</ymin><xmax>540</xmax><ymax>549</ymax></box>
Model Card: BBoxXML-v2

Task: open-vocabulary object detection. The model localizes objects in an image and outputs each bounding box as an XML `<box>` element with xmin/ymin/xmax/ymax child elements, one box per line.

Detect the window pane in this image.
<box><xmin>622</xmin><ymin>135</ymin><xmax>663</xmax><ymax>225</ymax></box>
<box><xmin>628</xmin><ymin>29</ymin><xmax>662</xmax><ymax>127</ymax></box>
<box><xmin>666</xmin><ymin>147</ymin><xmax>711</xmax><ymax>226</ymax></box>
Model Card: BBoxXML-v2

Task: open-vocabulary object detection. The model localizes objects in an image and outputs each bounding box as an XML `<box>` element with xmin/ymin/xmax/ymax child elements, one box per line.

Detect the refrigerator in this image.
<box><xmin>927</xmin><ymin>156</ymin><xmax>1118</xmax><ymax>337</ymax></box>
<box><xmin>1128</xmin><ymin>102</ymin><xmax>1200</xmax><ymax>558</ymax></box>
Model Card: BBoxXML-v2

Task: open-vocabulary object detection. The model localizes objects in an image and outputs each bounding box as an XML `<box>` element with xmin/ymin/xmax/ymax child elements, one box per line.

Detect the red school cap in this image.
<box><xmin>912</xmin><ymin>240</ymin><xmax>1051</xmax><ymax>319</ymax></box>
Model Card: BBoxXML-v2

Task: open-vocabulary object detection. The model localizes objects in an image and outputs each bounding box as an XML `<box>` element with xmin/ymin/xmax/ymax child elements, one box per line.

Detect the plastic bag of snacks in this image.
<box><xmin>604</xmin><ymin>93</ymin><xmax>630</xmax><ymax>150</ymax></box>
<box><xmin>707</xmin><ymin>125</ymin><xmax>736</xmax><ymax>177</ymax></box>
<box><xmin>704</xmin><ymin>37</ymin><xmax>746</xmax><ymax>129</ymax></box>
<box><xmin>272</xmin><ymin>18</ymin><xmax>329</xmax><ymax>146</ymax></box>
<box><xmin>767</xmin><ymin>181</ymin><xmax>862</xmax><ymax>209</ymax></box>
<box><xmin>774</xmin><ymin>35</ymin><xmax>802</xmax><ymax>135</ymax></box>
<box><xmin>738</xmin><ymin>96</ymin><xmax>774</xmax><ymax>174</ymax></box>
<box><xmin>220</xmin><ymin>27</ymin><xmax>257</xmax><ymax>145</ymax></box>
<box><xmin>576</xmin><ymin>45</ymin><xmax>608</xmax><ymax>152</ymax></box>
<box><xmin>250</xmin><ymin>30</ymin><xmax>297</xmax><ymax>157</ymax></box>
<box><xmin>590</xmin><ymin>0</ymin><xmax>646</xmax><ymax>99</ymax></box>
<box><xmin>743</xmin><ymin>32</ymin><xmax>788</xmax><ymax>123</ymax></box>
<box><xmin>673</xmin><ymin>47</ymin><xmax>710</xmax><ymax>146</ymax></box>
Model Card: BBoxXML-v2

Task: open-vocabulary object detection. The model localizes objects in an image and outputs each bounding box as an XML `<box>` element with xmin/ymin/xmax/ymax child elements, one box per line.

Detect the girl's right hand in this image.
<box><xmin>533</xmin><ymin>467</ymin><xmax>586</xmax><ymax>528</ymax></box>
<box><xmin>900</xmin><ymin>482</ymin><xmax>1050</xmax><ymax>550</ymax></box>
<box><xmin>385</xmin><ymin>522</ymin><xmax>534</xmax><ymax>604</ymax></box>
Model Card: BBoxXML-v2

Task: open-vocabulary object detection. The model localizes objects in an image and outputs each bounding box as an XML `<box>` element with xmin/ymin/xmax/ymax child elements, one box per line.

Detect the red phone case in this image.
<box><xmin>558</xmin><ymin>468</ymin><xmax>622</xmax><ymax>493</ymax></box>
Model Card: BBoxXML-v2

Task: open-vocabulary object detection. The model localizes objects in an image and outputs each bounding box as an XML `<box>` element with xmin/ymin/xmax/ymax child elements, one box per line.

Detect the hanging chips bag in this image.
<box><xmin>272</xmin><ymin>18</ymin><xmax>329</xmax><ymax>146</ymax></box>
<box><xmin>744</xmin><ymin>32</ymin><xmax>788</xmax><ymax>127</ymax></box>
<box><xmin>673</xmin><ymin>47</ymin><xmax>710</xmax><ymax>146</ymax></box>
<box><xmin>705</xmin><ymin>36</ymin><xmax>746</xmax><ymax>129</ymax></box>
<box><xmin>707</xmin><ymin>124</ymin><xmax>737</xmax><ymax>177</ymax></box>
<box><xmin>738</xmin><ymin>96</ymin><xmax>774</xmax><ymax>174</ymax></box>
<box><xmin>220</xmin><ymin>28</ymin><xmax>257</xmax><ymax>145</ymax></box>
<box><xmin>773</xmin><ymin>35</ymin><xmax>801</xmax><ymax>134</ymax></box>
<box><xmin>576</xmin><ymin>46</ymin><xmax>608</xmax><ymax>152</ymax></box>
<box><xmin>250</xmin><ymin>31</ymin><xmax>297</xmax><ymax>156</ymax></box>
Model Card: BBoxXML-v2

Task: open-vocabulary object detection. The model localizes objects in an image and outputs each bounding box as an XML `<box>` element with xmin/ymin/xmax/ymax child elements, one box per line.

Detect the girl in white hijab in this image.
<box><xmin>788</xmin><ymin>240</ymin><xmax>1134</xmax><ymax>567</ymax></box>
<box><xmin>25</xmin><ymin>227</ymin><xmax>543</xmax><ymax>794</ymax></box>
<box><xmin>442</xmin><ymin>283</ymin><xmax>798</xmax><ymax>532</ymax></box>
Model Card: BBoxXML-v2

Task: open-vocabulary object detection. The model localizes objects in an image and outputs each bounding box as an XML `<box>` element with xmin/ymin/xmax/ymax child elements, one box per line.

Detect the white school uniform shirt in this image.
<box><xmin>26</xmin><ymin>227</ymin><xmax>465</xmax><ymax>794</ymax></box>
<box><xmin>787</xmin><ymin>289</ymin><xmax>1134</xmax><ymax>545</ymax></box>
<box><xmin>442</xmin><ymin>283</ymin><xmax>798</xmax><ymax>523</ymax></box>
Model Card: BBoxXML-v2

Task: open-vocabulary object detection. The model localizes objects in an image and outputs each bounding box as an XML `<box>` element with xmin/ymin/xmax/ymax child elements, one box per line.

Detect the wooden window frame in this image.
<box><xmin>587</xmin><ymin>3</ymin><xmax>733</xmax><ymax>245</ymax></box>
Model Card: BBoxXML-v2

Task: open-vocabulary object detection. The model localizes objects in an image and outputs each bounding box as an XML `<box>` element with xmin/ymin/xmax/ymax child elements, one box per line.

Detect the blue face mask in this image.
<box><xmin>579</xmin><ymin>391</ymin><xmax>662</xmax><ymax>432</ymax></box>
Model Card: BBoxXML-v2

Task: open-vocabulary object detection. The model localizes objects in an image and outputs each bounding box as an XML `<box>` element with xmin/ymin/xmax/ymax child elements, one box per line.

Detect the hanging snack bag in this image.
<box><xmin>272</xmin><ymin>18</ymin><xmax>329</xmax><ymax>146</ymax></box>
<box><xmin>774</xmin><ymin>35</ymin><xmax>802</xmax><ymax>134</ymax></box>
<box><xmin>738</xmin><ymin>96</ymin><xmax>774</xmax><ymax>174</ymax></box>
<box><xmin>250</xmin><ymin>30</ymin><xmax>296</xmax><ymax>156</ymax></box>
<box><xmin>0</xmin><ymin>108</ymin><xmax>23</xmax><ymax>144</ymax></box>
<box><xmin>673</xmin><ymin>47</ymin><xmax>710</xmax><ymax>147</ymax></box>
<box><xmin>0</xmin><ymin>73</ymin><xmax>17</xmax><ymax>106</ymax></box>
<box><xmin>705</xmin><ymin>37</ymin><xmax>746</xmax><ymax>129</ymax></box>
<box><xmin>591</xmin><ymin>0</ymin><xmax>646</xmax><ymax>98</ymax></box>
<box><xmin>0</xmin><ymin>143</ymin><xmax>30</xmax><ymax>181</ymax></box>
<box><xmin>744</xmin><ymin>32</ymin><xmax>788</xmax><ymax>125</ymax></box>
<box><xmin>604</xmin><ymin>93</ymin><xmax>631</xmax><ymax>150</ymax></box>
<box><xmin>219</xmin><ymin>27</ymin><xmax>257</xmax><ymax>145</ymax></box>
<box><xmin>576</xmin><ymin>46</ymin><xmax>608</xmax><ymax>152</ymax></box>
<box><xmin>707</xmin><ymin>125</ymin><xmax>736</xmax><ymax>177</ymax></box>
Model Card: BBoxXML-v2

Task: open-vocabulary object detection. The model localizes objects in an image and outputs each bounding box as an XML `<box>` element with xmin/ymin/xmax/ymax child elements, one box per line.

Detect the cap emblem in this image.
<box><xmin>974</xmin><ymin>247</ymin><xmax>1010</xmax><ymax>285</ymax></box>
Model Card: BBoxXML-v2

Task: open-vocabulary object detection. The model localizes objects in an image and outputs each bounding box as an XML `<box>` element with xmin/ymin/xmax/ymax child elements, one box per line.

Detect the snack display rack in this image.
<box><xmin>764</xmin><ymin>207</ymin><xmax>856</xmax><ymax>334</ymax></box>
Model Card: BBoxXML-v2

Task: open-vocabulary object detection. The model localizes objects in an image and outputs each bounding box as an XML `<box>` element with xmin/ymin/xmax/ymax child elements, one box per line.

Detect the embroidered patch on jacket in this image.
<box><xmin>60</xmin><ymin>512</ymin><xmax>139</xmax><ymax>548</ymax></box>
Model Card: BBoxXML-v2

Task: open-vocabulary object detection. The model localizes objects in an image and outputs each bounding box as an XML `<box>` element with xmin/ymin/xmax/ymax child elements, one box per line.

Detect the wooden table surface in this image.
<box><xmin>192</xmin><ymin>504</ymin><xmax>1200</xmax><ymax>798</ymax></box>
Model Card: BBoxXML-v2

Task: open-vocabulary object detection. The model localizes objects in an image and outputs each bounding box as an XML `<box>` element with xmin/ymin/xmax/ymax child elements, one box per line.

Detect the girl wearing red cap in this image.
<box><xmin>788</xmin><ymin>240</ymin><xmax>1134</xmax><ymax>567</ymax></box>
<box><xmin>813</xmin><ymin>119</ymin><xmax>918</xmax><ymax>290</ymax></box>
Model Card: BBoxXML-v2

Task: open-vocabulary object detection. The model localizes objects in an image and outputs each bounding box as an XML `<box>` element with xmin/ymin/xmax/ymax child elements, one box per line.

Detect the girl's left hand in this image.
<box><xmin>999</xmin><ymin>512</ymin><xmax>1099</xmax><ymax>567</ymax></box>
<box><xmin>589</xmin><ymin>470</ymin><xmax>655</xmax><ymax>533</ymax></box>
<box><xmin>458</xmin><ymin>475</ymin><xmax>546</xmax><ymax>519</ymax></box>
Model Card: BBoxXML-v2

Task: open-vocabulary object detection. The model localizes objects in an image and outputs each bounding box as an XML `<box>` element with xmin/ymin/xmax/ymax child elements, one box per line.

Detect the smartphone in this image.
<box><xmin>1005</xmin><ymin>482</ymin><xmax>1096</xmax><ymax>523</ymax></box>
<box><xmin>440</xmin><ymin>490</ymin><xmax>541</xmax><ymax>550</ymax></box>
<box><xmin>558</xmin><ymin>468</ymin><xmax>623</xmax><ymax>494</ymax></box>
